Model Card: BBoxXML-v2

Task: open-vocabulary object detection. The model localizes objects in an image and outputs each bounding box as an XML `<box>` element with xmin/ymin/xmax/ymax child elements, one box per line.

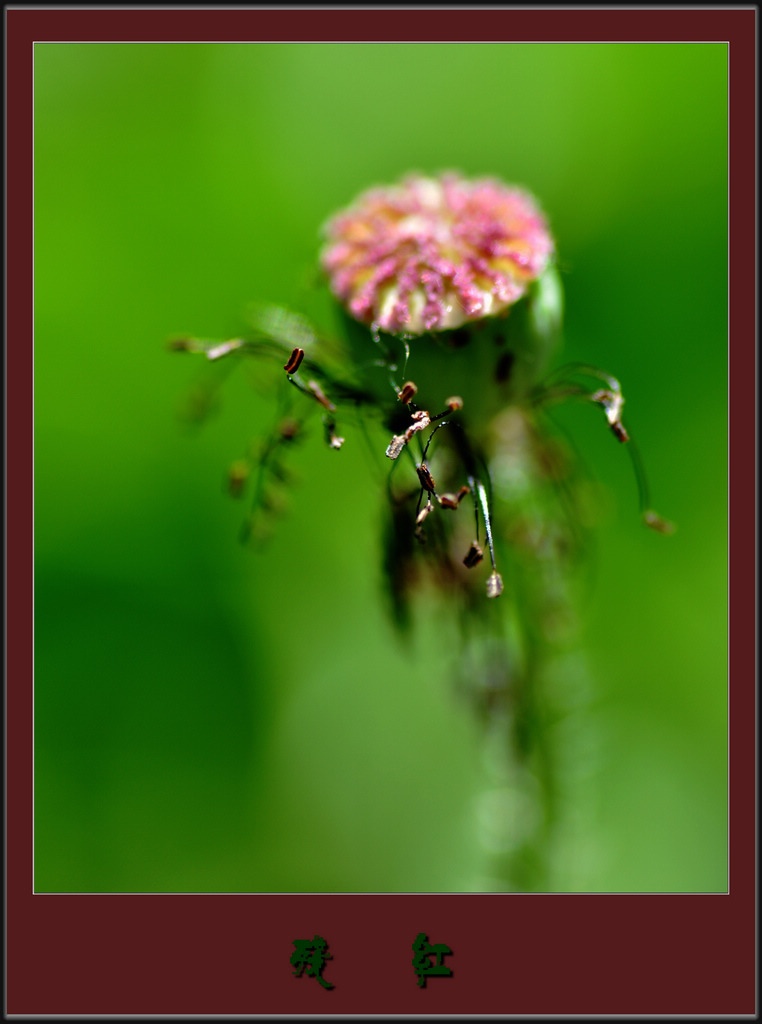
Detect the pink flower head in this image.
<box><xmin>320</xmin><ymin>173</ymin><xmax>554</xmax><ymax>336</ymax></box>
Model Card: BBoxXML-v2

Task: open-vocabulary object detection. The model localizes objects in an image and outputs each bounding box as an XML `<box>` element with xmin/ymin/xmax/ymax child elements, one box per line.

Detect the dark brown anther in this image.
<box><xmin>610</xmin><ymin>421</ymin><xmax>630</xmax><ymax>443</ymax></box>
<box><xmin>445</xmin><ymin>396</ymin><xmax>463</xmax><ymax>412</ymax></box>
<box><xmin>463</xmin><ymin>542</ymin><xmax>484</xmax><ymax>568</ymax></box>
<box><xmin>307</xmin><ymin>379</ymin><xmax>336</xmax><ymax>412</ymax></box>
<box><xmin>416</xmin><ymin>463</ymin><xmax>436</xmax><ymax>493</ymax></box>
<box><xmin>283</xmin><ymin>347</ymin><xmax>305</xmax><ymax>375</ymax></box>
<box><xmin>457</xmin><ymin>485</ymin><xmax>470</xmax><ymax>502</ymax></box>
<box><xmin>398</xmin><ymin>381</ymin><xmax>418</xmax><ymax>404</ymax></box>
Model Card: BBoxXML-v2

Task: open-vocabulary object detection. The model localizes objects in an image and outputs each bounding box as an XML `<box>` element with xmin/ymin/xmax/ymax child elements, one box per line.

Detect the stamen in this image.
<box><xmin>438</xmin><ymin>486</ymin><xmax>469</xmax><ymax>510</ymax></box>
<box><xmin>283</xmin><ymin>347</ymin><xmax>305</xmax><ymax>375</ymax></box>
<box><xmin>463</xmin><ymin>542</ymin><xmax>484</xmax><ymax>568</ymax></box>
<box><xmin>206</xmin><ymin>339</ymin><xmax>245</xmax><ymax>361</ymax></box>
<box><xmin>416</xmin><ymin>500</ymin><xmax>434</xmax><ymax>526</ymax></box>
<box><xmin>385</xmin><ymin>409</ymin><xmax>432</xmax><ymax>459</ymax></box>
<box><xmin>398</xmin><ymin>381</ymin><xmax>418</xmax><ymax>404</ymax></box>
<box><xmin>591</xmin><ymin>387</ymin><xmax>628</xmax><ymax>442</ymax></box>
<box><xmin>486</xmin><ymin>572</ymin><xmax>504</xmax><ymax>599</ymax></box>
<box><xmin>416</xmin><ymin>463</ymin><xmax>437</xmax><ymax>493</ymax></box>
<box><xmin>324</xmin><ymin>418</ymin><xmax>345</xmax><ymax>450</ymax></box>
<box><xmin>534</xmin><ymin>364</ymin><xmax>672</xmax><ymax>534</ymax></box>
<box><xmin>643</xmin><ymin>509</ymin><xmax>675</xmax><ymax>534</ymax></box>
<box><xmin>470</xmin><ymin>475</ymin><xmax>504</xmax><ymax>598</ymax></box>
<box><xmin>307</xmin><ymin>380</ymin><xmax>336</xmax><ymax>412</ymax></box>
<box><xmin>386</xmin><ymin>434</ymin><xmax>407</xmax><ymax>460</ymax></box>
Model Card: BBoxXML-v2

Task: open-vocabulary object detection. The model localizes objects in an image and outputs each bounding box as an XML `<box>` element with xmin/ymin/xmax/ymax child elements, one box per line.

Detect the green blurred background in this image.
<box><xmin>34</xmin><ymin>42</ymin><xmax>727</xmax><ymax>892</ymax></box>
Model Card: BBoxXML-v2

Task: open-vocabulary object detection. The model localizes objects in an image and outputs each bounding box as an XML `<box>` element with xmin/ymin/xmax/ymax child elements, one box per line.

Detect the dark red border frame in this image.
<box><xmin>7</xmin><ymin>6</ymin><xmax>757</xmax><ymax>1016</ymax></box>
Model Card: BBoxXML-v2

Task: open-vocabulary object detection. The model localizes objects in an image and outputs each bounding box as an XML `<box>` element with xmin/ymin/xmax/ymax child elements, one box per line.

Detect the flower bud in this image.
<box><xmin>321</xmin><ymin>173</ymin><xmax>554</xmax><ymax>337</ymax></box>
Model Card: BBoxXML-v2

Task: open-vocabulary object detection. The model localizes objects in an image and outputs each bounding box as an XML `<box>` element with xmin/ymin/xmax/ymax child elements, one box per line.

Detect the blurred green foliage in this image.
<box><xmin>34</xmin><ymin>42</ymin><xmax>727</xmax><ymax>892</ymax></box>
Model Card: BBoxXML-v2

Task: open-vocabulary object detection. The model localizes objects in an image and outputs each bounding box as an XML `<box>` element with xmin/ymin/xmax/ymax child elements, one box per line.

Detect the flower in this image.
<box><xmin>320</xmin><ymin>172</ymin><xmax>554</xmax><ymax>336</ymax></box>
